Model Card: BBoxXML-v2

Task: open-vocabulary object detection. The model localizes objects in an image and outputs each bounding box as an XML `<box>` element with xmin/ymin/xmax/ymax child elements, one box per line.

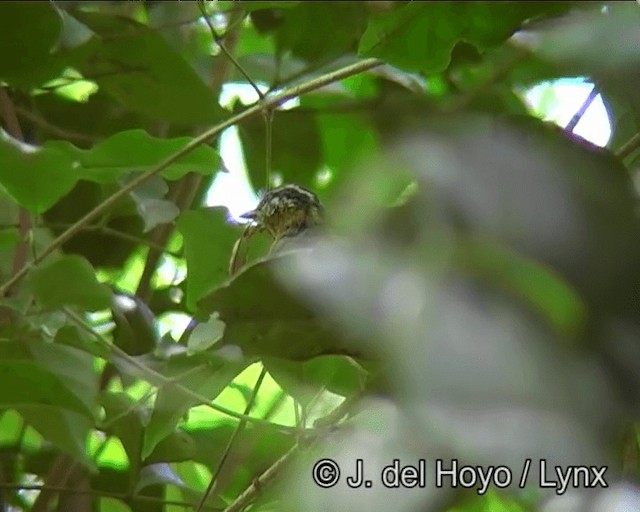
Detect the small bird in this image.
<box><xmin>240</xmin><ymin>184</ymin><xmax>324</xmax><ymax>241</ymax></box>
<box><xmin>228</xmin><ymin>184</ymin><xmax>324</xmax><ymax>275</ymax></box>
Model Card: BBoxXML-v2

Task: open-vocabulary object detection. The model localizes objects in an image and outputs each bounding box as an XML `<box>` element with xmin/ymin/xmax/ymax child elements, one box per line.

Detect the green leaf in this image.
<box><xmin>29</xmin><ymin>254</ymin><xmax>112</xmax><ymax>311</ymax></box>
<box><xmin>358</xmin><ymin>2</ymin><xmax>571</xmax><ymax>73</ymax></box>
<box><xmin>264</xmin><ymin>356</ymin><xmax>369</xmax><ymax>406</ymax></box>
<box><xmin>275</xmin><ymin>3</ymin><xmax>366</xmax><ymax>62</ymax></box>
<box><xmin>0</xmin><ymin>341</ymin><xmax>95</xmax><ymax>418</ymax></box>
<box><xmin>197</xmin><ymin>254</ymin><xmax>360</xmax><ymax>361</ymax></box>
<box><xmin>19</xmin><ymin>406</ymin><xmax>93</xmax><ymax>467</ymax></box>
<box><xmin>48</xmin><ymin>130</ymin><xmax>221</xmax><ymax>183</ymax></box>
<box><xmin>142</xmin><ymin>353</ymin><xmax>248</xmax><ymax>460</ymax></box>
<box><xmin>239</xmin><ymin>110</ymin><xmax>323</xmax><ymax>190</ymax></box>
<box><xmin>315</xmin><ymin>111</ymin><xmax>378</xmax><ymax>188</ymax></box>
<box><xmin>72</xmin><ymin>12</ymin><xmax>224</xmax><ymax>124</ymax></box>
<box><xmin>0</xmin><ymin>3</ymin><xmax>63</xmax><ymax>88</ymax></box>
<box><xmin>177</xmin><ymin>208</ymin><xmax>240</xmax><ymax>312</ymax></box>
<box><xmin>101</xmin><ymin>391</ymin><xmax>146</xmax><ymax>478</ymax></box>
<box><xmin>218</xmin><ymin>1</ymin><xmax>300</xmax><ymax>14</ymax></box>
<box><xmin>29</xmin><ymin>339</ymin><xmax>98</xmax><ymax>415</ymax></box>
<box><xmin>187</xmin><ymin>313</ymin><xmax>225</xmax><ymax>354</ymax></box>
<box><xmin>455</xmin><ymin>237</ymin><xmax>587</xmax><ymax>337</ymax></box>
<box><xmin>0</xmin><ymin>131</ymin><xmax>79</xmax><ymax>214</ymax></box>
<box><xmin>144</xmin><ymin>429</ymin><xmax>196</xmax><ymax>464</ymax></box>
<box><xmin>54</xmin><ymin>325</ymin><xmax>110</xmax><ymax>359</ymax></box>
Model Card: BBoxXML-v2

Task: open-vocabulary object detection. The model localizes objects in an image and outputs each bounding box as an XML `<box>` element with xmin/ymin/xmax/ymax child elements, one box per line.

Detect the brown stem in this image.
<box><xmin>0</xmin><ymin>88</ymin><xmax>32</xmax><ymax>299</ymax></box>
<box><xmin>30</xmin><ymin>454</ymin><xmax>77</xmax><ymax>512</ymax></box>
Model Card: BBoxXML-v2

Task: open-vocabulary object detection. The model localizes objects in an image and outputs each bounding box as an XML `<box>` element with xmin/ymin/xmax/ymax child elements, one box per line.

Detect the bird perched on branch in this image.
<box><xmin>240</xmin><ymin>184</ymin><xmax>324</xmax><ymax>240</ymax></box>
<box><xmin>228</xmin><ymin>184</ymin><xmax>324</xmax><ymax>275</ymax></box>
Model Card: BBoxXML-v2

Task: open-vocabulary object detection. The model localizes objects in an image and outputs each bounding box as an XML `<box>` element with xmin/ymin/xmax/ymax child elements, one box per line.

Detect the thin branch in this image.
<box><xmin>264</xmin><ymin>109</ymin><xmax>274</xmax><ymax>188</ymax></box>
<box><xmin>220</xmin><ymin>391</ymin><xmax>364</xmax><ymax>512</ymax></box>
<box><xmin>197</xmin><ymin>1</ymin><xmax>263</xmax><ymax>99</ymax></box>
<box><xmin>30</xmin><ymin>454</ymin><xmax>78</xmax><ymax>512</ymax></box>
<box><xmin>63</xmin><ymin>308</ymin><xmax>299</xmax><ymax>432</ymax></box>
<box><xmin>195</xmin><ymin>367</ymin><xmax>268</xmax><ymax>512</ymax></box>
<box><xmin>221</xmin><ymin>444</ymin><xmax>299</xmax><ymax>512</ymax></box>
<box><xmin>0</xmin><ymin>57</ymin><xmax>383</xmax><ymax>297</ymax></box>
<box><xmin>616</xmin><ymin>132</ymin><xmax>640</xmax><ymax>161</ymax></box>
<box><xmin>566</xmin><ymin>83</ymin><xmax>599</xmax><ymax>133</ymax></box>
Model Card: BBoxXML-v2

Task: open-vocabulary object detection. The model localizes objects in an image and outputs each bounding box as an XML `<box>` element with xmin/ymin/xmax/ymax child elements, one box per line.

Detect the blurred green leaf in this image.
<box><xmin>264</xmin><ymin>355</ymin><xmax>368</xmax><ymax>406</ymax></box>
<box><xmin>0</xmin><ymin>3</ymin><xmax>64</xmax><ymax>88</ymax></box>
<box><xmin>29</xmin><ymin>338</ymin><xmax>98</xmax><ymax>414</ymax></box>
<box><xmin>72</xmin><ymin>11</ymin><xmax>224</xmax><ymax>124</ymax></box>
<box><xmin>359</xmin><ymin>2</ymin><xmax>571</xmax><ymax>73</ymax></box>
<box><xmin>198</xmin><ymin>254</ymin><xmax>361</xmax><ymax>361</ymax></box>
<box><xmin>29</xmin><ymin>254</ymin><xmax>112</xmax><ymax>311</ymax></box>
<box><xmin>455</xmin><ymin>236</ymin><xmax>587</xmax><ymax>337</ymax></box>
<box><xmin>218</xmin><ymin>2</ymin><xmax>300</xmax><ymax>14</ymax></box>
<box><xmin>145</xmin><ymin>429</ymin><xmax>196</xmax><ymax>464</ymax></box>
<box><xmin>275</xmin><ymin>3</ymin><xmax>366</xmax><ymax>62</ymax></box>
<box><xmin>187</xmin><ymin>313</ymin><xmax>225</xmax><ymax>354</ymax></box>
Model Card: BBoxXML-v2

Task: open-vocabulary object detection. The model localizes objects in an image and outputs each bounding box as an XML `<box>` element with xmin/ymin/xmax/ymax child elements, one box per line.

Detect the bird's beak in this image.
<box><xmin>240</xmin><ymin>209</ymin><xmax>258</xmax><ymax>220</ymax></box>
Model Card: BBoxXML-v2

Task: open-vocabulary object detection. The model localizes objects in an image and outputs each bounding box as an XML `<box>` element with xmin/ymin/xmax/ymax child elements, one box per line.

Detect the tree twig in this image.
<box><xmin>221</xmin><ymin>444</ymin><xmax>299</xmax><ymax>512</ymax></box>
<box><xmin>616</xmin><ymin>132</ymin><xmax>640</xmax><ymax>161</ymax></box>
<box><xmin>0</xmin><ymin>57</ymin><xmax>383</xmax><ymax>297</ymax></box>
<box><xmin>566</xmin><ymin>83</ymin><xmax>599</xmax><ymax>133</ymax></box>
<box><xmin>197</xmin><ymin>1</ymin><xmax>263</xmax><ymax>99</ymax></box>
<box><xmin>195</xmin><ymin>367</ymin><xmax>268</xmax><ymax>512</ymax></box>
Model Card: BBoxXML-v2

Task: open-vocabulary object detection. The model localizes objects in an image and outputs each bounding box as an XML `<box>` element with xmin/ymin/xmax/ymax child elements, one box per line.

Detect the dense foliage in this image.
<box><xmin>1</xmin><ymin>2</ymin><xmax>639</xmax><ymax>511</ymax></box>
